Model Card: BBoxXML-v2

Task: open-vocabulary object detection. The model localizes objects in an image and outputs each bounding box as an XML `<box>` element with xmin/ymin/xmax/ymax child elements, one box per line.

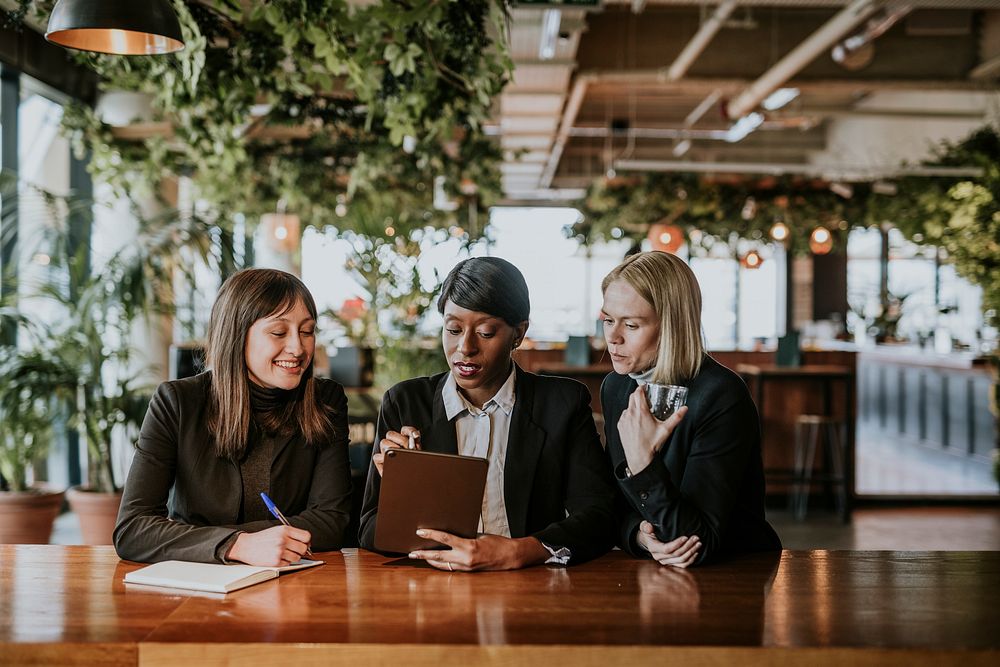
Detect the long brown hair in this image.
<box><xmin>205</xmin><ymin>268</ymin><xmax>333</xmax><ymax>459</ymax></box>
<box><xmin>601</xmin><ymin>251</ymin><xmax>704</xmax><ymax>385</ymax></box>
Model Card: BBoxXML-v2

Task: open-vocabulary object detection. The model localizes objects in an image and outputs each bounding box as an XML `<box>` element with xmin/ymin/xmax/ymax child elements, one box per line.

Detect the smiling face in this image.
<box><xmin>244</xmin><ymin>299</ymin><xmax>315</xmax><ymax>390</ymax></box>
<box><xmin>442</xmin><ymin>300</ymin><xmax>527</xmax><ymax>408</ymax></box>
<box><xmin>601</xmin><ymin>279</ymin><xmax>661</xmax><ymax>376</ymax></box>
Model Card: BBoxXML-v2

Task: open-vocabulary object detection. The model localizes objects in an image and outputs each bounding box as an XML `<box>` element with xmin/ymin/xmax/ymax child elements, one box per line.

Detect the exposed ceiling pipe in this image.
<box><xmin>971</xmin><ymin>8</ymin><xmax>1000</xmax><ymax>79</ymax></box>
<box><xmin>794</xmin><ymin>107</ymin><xmax>986</xmax><ymax>120</ymax></box>
<box><xmin>571</xmin><ymin>127</ymin><xmax>732</xmax><ymax>140</ymax></box>
<box><xmin>662</xmin><ymin>1</ymin><xmax>739</xmax><ymax>82</ymax></box>
<box><xmin>832</xmin><ymin>2</ymin><xmax>912</xmax><ymax>66</ymax></box>
<box><xmin>540</xmin><ymin>74</ymin><xmax>593</xmax><ymax>189</ymax></box>
<box><xmin>685</xmin><ymin>89</ymin><xmax>724</xmax><ymax>127</ymax></box>
<box><xmin>574</xmin><ymin>71</ymin><xmax>986</xmax><ymax>93</ymax></box>
<box><xmin>726</xmin><ymin>0</ymin><xmax>882</xmax><ymax>119</ymax></box>
<box><xmin>614</xmin><ymin>158</ymin><xmax>983</xmax><ymax>180</ymax></box>
<box><xmin>970</xmin><ymin>55</ymin><xmax>1000</xmax><ymax>80</ymax></box>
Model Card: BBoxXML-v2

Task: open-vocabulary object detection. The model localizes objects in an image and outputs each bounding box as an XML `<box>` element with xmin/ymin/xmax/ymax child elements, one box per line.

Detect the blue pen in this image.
<box><xmin>260</xmin><ymin>491</ymin><xmax>314</xmax><ymax>558</ymax></box>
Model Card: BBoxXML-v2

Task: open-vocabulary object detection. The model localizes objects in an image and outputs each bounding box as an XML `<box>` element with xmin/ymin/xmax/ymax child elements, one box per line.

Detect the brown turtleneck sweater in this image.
<box><xmin>216</xmin><ymin>382</ymin><xmax>296</xmax><ymax>561</ymax></box>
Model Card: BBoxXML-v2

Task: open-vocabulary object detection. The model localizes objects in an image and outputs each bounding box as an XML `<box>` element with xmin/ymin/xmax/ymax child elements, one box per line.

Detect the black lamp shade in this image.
<box><xmin>45</xmin><ymin>0</ymin><xmax>185</xmax><ymax>55</ymax></box>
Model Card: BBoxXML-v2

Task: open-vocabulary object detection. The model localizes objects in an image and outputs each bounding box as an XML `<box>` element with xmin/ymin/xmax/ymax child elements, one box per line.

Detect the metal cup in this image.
<box><xmin>644</xmin><ymin>383</ymin><xmax>689</xmax><ymax>421</ymax></box>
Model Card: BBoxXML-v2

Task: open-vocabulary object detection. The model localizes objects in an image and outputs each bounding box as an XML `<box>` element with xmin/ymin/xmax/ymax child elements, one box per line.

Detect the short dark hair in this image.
<box><xmin>437</xmin><ymin>257</ymin><xmax>530</xmax><ymax>326</ymax></box>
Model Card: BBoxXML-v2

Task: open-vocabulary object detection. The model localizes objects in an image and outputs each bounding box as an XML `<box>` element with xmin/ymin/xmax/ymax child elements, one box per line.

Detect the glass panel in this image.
<box><xmin>486</xmin><ymin>207</ymin><xmax>631</xmax><ymax>341</ymax></box>
<box><xmin>847</xmin><ymin>228</ymin><xmax>883</xmax><ymax>337</ymax></box>
<box><xmin>692</xmin><ymin>257</ymin><xmax>737</xmax><ymax>349</ymax></box>
<box><xmin>738</xmin><ymin>256</ymin><xmax>778</xmax><ymax>345</ymax></box>
<box><xmin>16</xmin><ymin>85</ymin><xmax>71</xmax><ymax>340</ymax></box>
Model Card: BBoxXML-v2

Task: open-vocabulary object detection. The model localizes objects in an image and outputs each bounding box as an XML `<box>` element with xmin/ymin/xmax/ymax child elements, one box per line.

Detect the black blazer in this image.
<box><xmin>114</xmin><ymin>372</ymin><xmax>353</xmax><ymax>563</ymax></box>
<box><xmin>358</xmin><ymin>366</ymin><xmax>616</xmax><ymax>564</ymax></box>
<box><xmin>602</xmin><ymin>355</ymin><xmax>781</xmax><ymax>565</ymax></box>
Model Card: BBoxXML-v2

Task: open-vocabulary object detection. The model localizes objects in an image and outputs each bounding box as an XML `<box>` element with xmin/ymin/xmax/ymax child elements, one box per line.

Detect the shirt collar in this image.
<box><xmin>442</xmin><ymin>365</ymin><xmax>517</xmax><ymax>419</ymax></box>
<box><xmin>628</xmin><ymin>366</ymin><xmax>656</xmax><ymax>386</ymax></box>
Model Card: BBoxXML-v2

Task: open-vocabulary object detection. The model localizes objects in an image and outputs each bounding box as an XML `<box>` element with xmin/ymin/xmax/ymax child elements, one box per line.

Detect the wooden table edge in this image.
<box><xmin>135</xmin><ymin>643</ymin><xmax>1000</xmax><ymax>667</ymax></box>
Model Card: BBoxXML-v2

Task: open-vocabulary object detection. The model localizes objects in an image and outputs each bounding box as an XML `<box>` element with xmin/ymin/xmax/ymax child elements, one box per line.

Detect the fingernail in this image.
<box><xmin>408</xmin><ymin>552</ymin><xmax>417</xmax><ymax>559</ymax></box>
<box><xmin>416</xmin><ymin>529</ymin><xmax>427</xmax><ymax>537</ymax></box>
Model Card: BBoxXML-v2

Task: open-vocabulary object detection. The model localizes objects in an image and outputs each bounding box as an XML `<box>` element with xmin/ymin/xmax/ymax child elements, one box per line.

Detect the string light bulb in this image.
<box><xmin>770</xmin><ymin>221</ymin><xmax>790</xmax><ymax>242</ymax></box>
<box><xmin>809</xmin><ymin>226</ymin><xmax>833</xmax><ymax>255</ymax></box>
<box><xmin>740</xmin><ymin>249</ymin><xmax>763</xmax><ymax>269</ymax></box>
<box><xmin>740</xmin><ymin>250</ymin><xmax>764</xmax><ymax>270</ymax></box>
<box><xmin>648</xmin><ymin>223</ymin><xmax>684</xmax><ymax>254</ymax></box>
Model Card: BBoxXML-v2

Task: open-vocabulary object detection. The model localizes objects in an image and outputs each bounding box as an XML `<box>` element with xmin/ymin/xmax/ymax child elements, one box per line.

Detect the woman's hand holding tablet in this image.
<box><xmin>373</xmin><ymin>426</ymin><xmax>421</xmax><ymax>476</ymax></box>
<box><xmin>408</xmin><ymin>530</ymin><xmax>550</xmax><ymax>572</ymax></box>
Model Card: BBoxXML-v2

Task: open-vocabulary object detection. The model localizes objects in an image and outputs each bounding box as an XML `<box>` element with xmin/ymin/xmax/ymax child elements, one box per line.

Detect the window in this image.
<box><xmin>301</xmin><ymin>206</ymin><xmax>783</xmax><ymax>348</ymax></box>
<box><xmin>847</xmin><ymin>226</ymin><xmax>984</xmax><ymax>348</ymax></box>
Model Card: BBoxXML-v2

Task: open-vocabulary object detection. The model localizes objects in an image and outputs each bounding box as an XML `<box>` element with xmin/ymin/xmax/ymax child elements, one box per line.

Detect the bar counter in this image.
<box><xmin>2</xmin><ymin>546</ymin><xmax>998</xmax><ymax>666</ymax></box>
<box><xmin>856</xmin><ymin>345</ymin><xmax>996</xmax><ymax>466</ymax></box>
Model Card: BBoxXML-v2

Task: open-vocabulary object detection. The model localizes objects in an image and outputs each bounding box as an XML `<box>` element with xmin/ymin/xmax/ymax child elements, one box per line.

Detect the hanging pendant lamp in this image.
<box><xmin>45</xmin><ymin>0</ymin><xmax>184</xmax><ymax>56</ymax></box>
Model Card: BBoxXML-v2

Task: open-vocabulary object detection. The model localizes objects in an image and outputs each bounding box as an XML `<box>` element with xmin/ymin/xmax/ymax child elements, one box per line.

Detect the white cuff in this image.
<box><xmin>541</xmin><ymin>542</ymin><xmax>572</xmax><ymax>565</ymax></box>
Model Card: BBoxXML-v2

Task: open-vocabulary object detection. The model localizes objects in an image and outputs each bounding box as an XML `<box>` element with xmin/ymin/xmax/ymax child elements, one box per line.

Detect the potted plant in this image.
<box><xmin>3</xmin><ymin>171</ymin><xmax>215</xmax><ymax>543</ymax></box>
<box><xmin>51</xmin><ymin>211</ymin><xmax>211</xmax><ymax>543</ymax></box>
<box><xmin>0</xmin><ymin>350</ymin><xmax>76</xmax><ymax>544</ymax></box>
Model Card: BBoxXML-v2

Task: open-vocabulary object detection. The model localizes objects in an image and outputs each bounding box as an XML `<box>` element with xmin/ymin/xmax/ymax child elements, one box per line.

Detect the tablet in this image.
<box><xmin>374</xmin><ymin>448</ymin><xmax>488</xmax><ymax>554</ymax></box>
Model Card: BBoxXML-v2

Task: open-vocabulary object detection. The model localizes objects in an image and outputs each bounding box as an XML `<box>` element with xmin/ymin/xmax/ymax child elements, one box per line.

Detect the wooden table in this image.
<box><xmin>2</xmin><ymin>547</ymin><xmax>997</xmax><ymax>666</ymax></box>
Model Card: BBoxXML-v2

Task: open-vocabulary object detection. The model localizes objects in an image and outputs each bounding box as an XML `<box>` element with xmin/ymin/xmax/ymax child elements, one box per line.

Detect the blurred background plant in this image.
<box><xmin>1</xmin><ymin>170</ymin><xmax>216</xmax><ymax>493</ymax></box>
<box><xmin>0</xmin><ymin>350</ymin><xmax>75</xmax><ymax>492</ymax></box>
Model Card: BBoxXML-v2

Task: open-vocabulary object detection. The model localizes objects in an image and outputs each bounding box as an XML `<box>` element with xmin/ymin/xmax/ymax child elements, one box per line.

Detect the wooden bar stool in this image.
<box><xmin>791</xmin><ymin>415</ymin><xmax>848</xmax><ymax>521</ymax></box>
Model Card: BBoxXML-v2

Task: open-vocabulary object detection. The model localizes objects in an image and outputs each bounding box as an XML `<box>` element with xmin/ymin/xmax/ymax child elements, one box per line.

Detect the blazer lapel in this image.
<box><xmin>419</xmin><ymin>374</ymin><xmax>459</xmax><ymax>455</ymax></box>
<box><xmin>503</xmin><ymin>366</ymin><xmax>546</xmax><ymax>539</ymax></box>
<box><xmin>608</xmin><ymin>374</ymin><xmax>637</xmax><ymax>467</ymax></box>
<box><xmin>270</xmin><ymin>431</ymin><xmax>296</xmax><ymax>464</ymax></box>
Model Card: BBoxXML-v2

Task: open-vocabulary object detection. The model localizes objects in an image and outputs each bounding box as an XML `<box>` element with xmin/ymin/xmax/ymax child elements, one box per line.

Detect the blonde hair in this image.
<box><xmin>601</xmin><ymin>251</ymin><xmax>704</xmax><ymax>385</ymax></box>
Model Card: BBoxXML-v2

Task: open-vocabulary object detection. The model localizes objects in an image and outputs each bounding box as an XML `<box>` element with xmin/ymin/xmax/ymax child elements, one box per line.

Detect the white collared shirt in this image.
<box><xmin>442</xmin><ymin>366</ymin><xmax>516</xmax><ymax>537</ymax></box>
<box><xmin>441</xmin><ymin>367</ymin><xmax>571</xmax><ymax>565</ymax></box>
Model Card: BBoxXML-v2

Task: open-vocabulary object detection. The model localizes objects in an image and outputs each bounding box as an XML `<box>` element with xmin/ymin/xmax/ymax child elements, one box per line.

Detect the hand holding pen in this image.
<box><xmin>261</xmin><ymin>492</ymin><xmax>314</xmax><ymax>559</ymax></box>
<box><xmin>372</xmin><ymin>426</ymin><xmax>421</xmax><ymax>477</ymax></box>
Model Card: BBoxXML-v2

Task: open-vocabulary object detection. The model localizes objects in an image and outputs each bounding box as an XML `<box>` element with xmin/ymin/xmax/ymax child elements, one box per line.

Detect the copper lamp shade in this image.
<box><xmin>45</xmin><ymin>0</ymin><xmax>184</xmax><ymax>55</ymax></box>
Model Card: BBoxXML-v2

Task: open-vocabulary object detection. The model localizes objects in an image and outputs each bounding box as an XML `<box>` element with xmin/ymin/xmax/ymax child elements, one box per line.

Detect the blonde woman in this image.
<box><xmin>600</xmin><ymin>251</ymin><xmax>780</xmax><ymax>567</ymax></box>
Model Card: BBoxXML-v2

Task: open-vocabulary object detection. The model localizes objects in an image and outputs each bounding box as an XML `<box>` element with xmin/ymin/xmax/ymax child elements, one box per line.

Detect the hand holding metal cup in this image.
<box><xmin>644</xmin><ymin>383</ymin><xmax>689</xmax><ymax>421</ymax></box>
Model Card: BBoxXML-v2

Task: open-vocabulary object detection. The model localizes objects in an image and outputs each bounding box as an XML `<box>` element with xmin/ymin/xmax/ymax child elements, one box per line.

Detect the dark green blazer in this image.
<box><xmin>358</xmin><ymin>366</ymin><xmax>617</xmax><ymax>564</ymax></box>
<box><xmin>114</xmin><ymin>372</ymin><xmax>352</xmax><ymax>563</ymax></box>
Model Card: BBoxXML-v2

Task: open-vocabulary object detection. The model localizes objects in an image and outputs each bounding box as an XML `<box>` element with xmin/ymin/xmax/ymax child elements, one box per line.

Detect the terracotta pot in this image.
<box><xmin>67</xmin><ymin>487</ymin><xmax>123</xmax><ymax>545</ymax></box>
<box><xmin>0</xmin><ymin>486</ymin><xmax>65</xmax><ymax>544</ymax></box>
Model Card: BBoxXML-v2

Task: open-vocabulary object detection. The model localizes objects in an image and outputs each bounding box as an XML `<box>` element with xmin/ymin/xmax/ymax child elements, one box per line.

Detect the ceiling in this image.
<box><xmin>4</xmin><ymin>0</ymin><xmax>998</xmax><ymax>204</ymax></box>
<box><xmin>495</xmin><ymin>0</ymin><xmax>1000</xmax><ymax>203</ymax></box>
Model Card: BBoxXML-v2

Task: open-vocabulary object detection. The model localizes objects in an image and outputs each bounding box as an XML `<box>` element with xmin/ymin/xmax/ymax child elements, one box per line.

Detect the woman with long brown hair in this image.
<box><xmin>114</xmin><ymin>269</ymin><xmax>352</xmax><ymax>565</ymax></box>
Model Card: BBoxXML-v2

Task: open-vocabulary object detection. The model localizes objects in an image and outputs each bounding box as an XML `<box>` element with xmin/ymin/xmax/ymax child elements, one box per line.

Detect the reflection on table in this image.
<box><xmin>2</xmin><ymin>546</ymin><xmax>997</xmax><ymax>666</ymax></box>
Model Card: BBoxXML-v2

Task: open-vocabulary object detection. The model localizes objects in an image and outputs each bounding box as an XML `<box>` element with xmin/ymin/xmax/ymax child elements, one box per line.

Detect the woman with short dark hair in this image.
<box><xmin>359</xmin><ymin>257</ymin><xmax>616</xmax><ymax>570</ymax></box>
<box><xmin>114</xmin><ymin>268</ymin><xmax>352</xmax><ymax>565</ymax></box>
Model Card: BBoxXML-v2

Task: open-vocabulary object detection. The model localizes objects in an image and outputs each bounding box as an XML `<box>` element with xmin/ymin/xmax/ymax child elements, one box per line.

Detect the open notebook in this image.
<box><xmin>123</xmin><ymin>558</ymin><xmax>323</xmax><ymax>594</ymax></box>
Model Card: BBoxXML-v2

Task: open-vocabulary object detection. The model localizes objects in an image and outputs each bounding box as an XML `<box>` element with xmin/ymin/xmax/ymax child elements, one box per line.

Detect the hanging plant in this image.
<box><xmin>881</xmin><ymin>127</ymin><xmax>1000</xmax><ymax>325</ymax></box>
<box><xmin>571</xmin><ymin>172</ymin><xmax>864</xmax><ymax>256</ymax></box>
<box><xmin>16</xmin><ymin>0</ymin><xmax>510</xmax><ymax>232</ymax></box>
